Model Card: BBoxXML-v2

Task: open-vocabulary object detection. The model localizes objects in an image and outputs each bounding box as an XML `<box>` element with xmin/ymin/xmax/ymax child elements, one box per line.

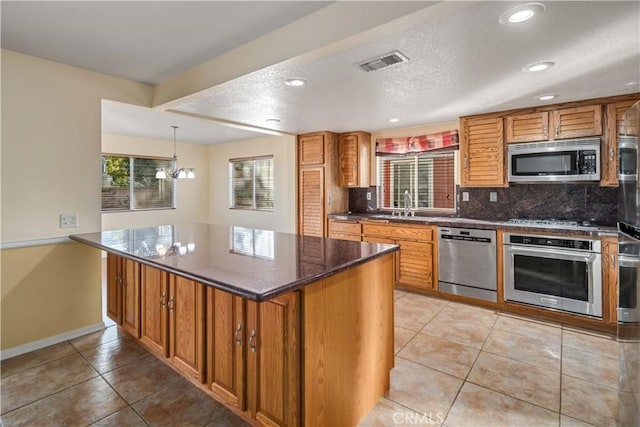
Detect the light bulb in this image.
<box><xmin>155</xmin><ymin>170</ymin><xmax>167</xmax><ymax>179</ymax></box>
<box><xmin>178</xmin><ymin>169</ymin><xmax>187</xmax><ymax>179</ymax></box>
<box><xmin>187</xmin><ymin>170</ymin><xmax>195</xmax><ymax>179</ymax></box>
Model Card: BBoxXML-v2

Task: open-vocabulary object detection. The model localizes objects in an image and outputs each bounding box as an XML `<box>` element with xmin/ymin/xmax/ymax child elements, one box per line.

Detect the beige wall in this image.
<box><xmin>1</xmin><ymin>49</ymin><xmax>153</xmax><ymax>351</ymax></box>
<box><xmin>208</xmin><ymin>135</ymin><xmax>297</xmax><ymax>234</ymax></box>
<box><xmin>101</xmin><ymin>133</ymin><xmax>209</xmax><ymax>231</ymax></box>
<box><xmin>370</xmin><ymin>120</ymin><xmax>460</xmax><ymax>185</ymax></box>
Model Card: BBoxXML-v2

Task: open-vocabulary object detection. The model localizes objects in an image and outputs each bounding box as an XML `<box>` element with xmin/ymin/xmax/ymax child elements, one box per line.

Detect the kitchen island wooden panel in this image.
<box><xmin>71</xmin><ymin>224</ymin><xmax>398</xmax><ymax>426</ymax></box>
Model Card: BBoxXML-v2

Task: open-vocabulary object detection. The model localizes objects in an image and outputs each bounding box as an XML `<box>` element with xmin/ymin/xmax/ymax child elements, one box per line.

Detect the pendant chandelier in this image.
<box><xmin>155</xmin><ymin>125</ymin><xmax>195</xmax><ymax>180</ymax></box>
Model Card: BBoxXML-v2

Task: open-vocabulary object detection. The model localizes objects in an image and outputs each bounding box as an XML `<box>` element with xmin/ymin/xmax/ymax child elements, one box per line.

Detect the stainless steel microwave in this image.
<box><xmin>508</xmin><ymin>138</ymin><xmax>600</xmax><ymax>183</ymax></box>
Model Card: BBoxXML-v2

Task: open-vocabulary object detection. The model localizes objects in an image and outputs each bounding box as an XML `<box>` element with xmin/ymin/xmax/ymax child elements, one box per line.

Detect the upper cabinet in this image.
<box><xmin>460</xmin><ymin>116</ymin><xmax>506</xmax><ymax>187</ymax></box>
<box><xmin>551</xmin><ymin>105</ymin><xmax>602</xmax><ymax>140</ymax></box>
<box><xmin>602</xmin><ymin>99</ymin><xmax>640</xmax><ymax>187</ymax></box>
<box><xmin>338</xmin><ymin>131</ymin><xmax>370</xmax><ymax>188</ymax></box>
<box><xmin>505</xmin><ymin>105</ymin><xmax>602</xmax><ymax>144</ymax></box>
<box><xmin>505</xmin><ymin>112</ymin><xmax>549</xmax><ymax>143</ymax></box>
<box><xmin>299</xmin><ymin>133</ymin><xmax>325</xmax><ymax>166</ymax></box>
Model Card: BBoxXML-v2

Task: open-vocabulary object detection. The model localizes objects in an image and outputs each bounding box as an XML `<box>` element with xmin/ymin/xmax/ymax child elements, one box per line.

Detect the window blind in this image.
<box><xmin>229</xmin><ymin>156</ymin><xmax>274</xmax><ymax>211</ymax></box>
<box><xmin>377</xmin><ymin>152</ymin><xmax>456</xmax><ymax>210</ymax></box>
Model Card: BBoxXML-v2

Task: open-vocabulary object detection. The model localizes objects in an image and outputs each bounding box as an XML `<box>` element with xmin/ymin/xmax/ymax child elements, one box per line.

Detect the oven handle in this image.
<box><xmin>505</xmin><ymin>245</ymin><xmax>598</xmax><ymax>263</ymax></box>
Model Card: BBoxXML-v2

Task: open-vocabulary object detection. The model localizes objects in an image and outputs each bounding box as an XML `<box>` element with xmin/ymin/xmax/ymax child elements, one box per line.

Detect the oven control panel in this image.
<box><xmin>507</xmin><ymin>234</ymin><xmax>598</xmax><ymax>252</ymax></box>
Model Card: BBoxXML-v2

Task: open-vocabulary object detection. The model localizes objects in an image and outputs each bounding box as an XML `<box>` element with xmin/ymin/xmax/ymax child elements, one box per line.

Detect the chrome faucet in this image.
<box><xmin>403</xmin><ymin>190</ymin><xmax>412</xmax><ymax>216</ymax></box>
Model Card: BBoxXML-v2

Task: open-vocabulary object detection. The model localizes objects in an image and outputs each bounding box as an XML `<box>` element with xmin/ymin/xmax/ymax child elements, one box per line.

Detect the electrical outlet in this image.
<box><xmin>366</xmin><ymin>191</ymin><xmax>371</xmax><ymax>201</ymax></box>
<box><xmin>490</xmin><ymin>192</ymin><xmax>498</xmax><ymax>202</ymax></box>
<box><xmin>60</xmin><ymin>214</ymin><xmax>78</xmax><ymax>228</ymax></box>
<box><xmin>462</xmin><ymin>192</ymin><xmax>469</xmax><ymax>202</ymax></box>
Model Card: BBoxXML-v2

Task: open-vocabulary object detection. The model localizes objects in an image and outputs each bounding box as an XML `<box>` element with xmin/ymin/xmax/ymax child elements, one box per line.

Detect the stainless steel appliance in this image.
<box><xmin>438</xmin><ymin>227</ymin><xmax>497</xmax><ymax>302</ymax></box>
<box><xmin>617</xmin><ymin>100</ymin><xmax>640</xmax><ymax>427</ymax></box>
<box><xmin>503</xmin><ymin>232</ymin><xmax>602</xmax><ymax>317</ymax></box>
<box><xmin>618</xmin><ymin>235</ymin><xmax>639</xmax><ymax>323</ymax></box>
<box><xmin>507</xmin><ymin>138</ymin><xmax>600</xmax><ymax>183</ymax></box>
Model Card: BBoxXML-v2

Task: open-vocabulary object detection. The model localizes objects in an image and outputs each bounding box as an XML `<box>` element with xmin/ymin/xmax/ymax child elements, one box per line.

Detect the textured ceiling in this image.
<box><xmin>2</xmin><ymin>1</ymin><xmax>639</xmax><ymax>143</ymax></box>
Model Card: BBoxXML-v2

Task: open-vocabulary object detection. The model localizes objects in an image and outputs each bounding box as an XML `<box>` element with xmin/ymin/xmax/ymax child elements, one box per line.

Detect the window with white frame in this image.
<box><xmin>377</xmin><ymin>151</ymin><xmax>456</xmax><ymax>211</ymax></box>
<box><xmin>101</xmin><ymin>155</ymin><xmax>175</xmax><ymax>211</ymax></box>
<box><xmin>229</xmin><ymin>156</ymin><xmax>274</xmax><ymax>211</ymax></box>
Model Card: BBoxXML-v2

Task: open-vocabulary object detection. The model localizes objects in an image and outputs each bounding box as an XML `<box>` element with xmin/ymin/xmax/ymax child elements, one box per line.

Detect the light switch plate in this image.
<box><xmin>462</xmin><ymin>192</ymin><xmax>469</xmax><ymax>202</ymax></box>
<box><xmin>60</xmin><ymin>214</ymin><xmax>78</xmax><ymax>228</ymax></box>
<box><xmin>366</xmin><ymin>191</ymin><xmax>371</xmax><ymax>201</ymax></box>
<box><xmin>490</xmin><ymin>192</ymin><xmax>498</xmax><ymax>202</ymax></box>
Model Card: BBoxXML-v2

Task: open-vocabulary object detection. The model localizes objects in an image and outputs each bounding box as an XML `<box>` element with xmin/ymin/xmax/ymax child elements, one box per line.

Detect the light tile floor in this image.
<box><xmin>0</xmin><ymin>290</ymin><xmax>626</xmax><ymax>427</ymax></box>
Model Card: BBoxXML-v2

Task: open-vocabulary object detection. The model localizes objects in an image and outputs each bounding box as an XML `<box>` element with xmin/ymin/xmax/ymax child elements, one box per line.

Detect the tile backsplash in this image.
<box><xmin>349</xmin><ymin>183</ymin><xmax>617</xmax><ymax>226</ymax></box>
<box><xmin>459</xmin><ymin>184</ymin><xmax>617</xmax><ymax>226</ymax></box>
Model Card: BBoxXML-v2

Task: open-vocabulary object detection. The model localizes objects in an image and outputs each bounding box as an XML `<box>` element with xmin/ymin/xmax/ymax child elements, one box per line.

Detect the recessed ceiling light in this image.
<box><xmin>266</xmin><ymin>118</ymin><xmax>280</xmax><ymax>123</ymax></box>
<box><xmin>522</xmin><ymin>61</ymin><xmax>555</xmax><ymax>72</ymax></box>
<box><xmin>499</xmin><ymin>3</ymin><xmax>545</xmax><ymax>24</ymax></box>
<box><xmin>388</xmin><ymin>118</ymin><xmax>400</xmax><ymax>123</ymax></box>
<box><xmin>536</xmin><ymin>94</ymin><xmax>557</xmax><ymax>101</ymax></box>
<box><xmin>285</xmin><ymin>78</ymin><xmax>307</xmax><ymax>87</ymax></box>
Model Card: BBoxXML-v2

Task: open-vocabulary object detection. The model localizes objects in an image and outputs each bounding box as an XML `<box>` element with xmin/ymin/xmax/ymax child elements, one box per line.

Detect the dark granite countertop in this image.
<box><xmin>328</xmin><ymin>213</ymin><xmax>618</xmax><ymax>237</ymax></box>
<box><xmin>70</xmin><ymin>223</ymin><xmax>398</xmax><ymax>301</ymax></box>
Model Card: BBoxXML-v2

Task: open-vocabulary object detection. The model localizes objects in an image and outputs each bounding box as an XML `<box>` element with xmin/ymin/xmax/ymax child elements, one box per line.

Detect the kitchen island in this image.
<box><xmin>70</xmin><ymin>223</ymin><xmax>398</xmax><ymax>427</ymax></box>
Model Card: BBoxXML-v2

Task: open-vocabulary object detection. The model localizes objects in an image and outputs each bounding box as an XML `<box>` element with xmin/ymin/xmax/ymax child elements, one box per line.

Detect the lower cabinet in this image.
<box><xmin>207</xmin><ymin>288</ymin><xmax>300</xmax><ymax>427</ymax></box>
<box><xmin>111</xmin><ymin>253</ymin><xmax>392</xmax><ymax>427</ymax></box>
<box><xmin>602</xmin><ymin>237</ymin><xmax>619</xmax><ymax>325</ymax></box>
<box><xmin>106</xmin><ymin>253</ymin><xmax>140</xmax><ymax>337</ymax></box>
<box><xmin>140</xmin><ymin>264</ymin><xmax>205</xmax><ymax>382</ymax></box>
<box><xmin>362</xmin><ymin>223</ymin><xmax>437</xmax><ymax>291</ymax></box>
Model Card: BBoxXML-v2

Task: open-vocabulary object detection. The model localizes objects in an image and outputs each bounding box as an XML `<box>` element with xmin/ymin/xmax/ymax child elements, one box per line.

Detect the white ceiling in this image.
<box><xmin>2</xmin><ymin>1</ymin><xmax>639</xmax><ymax>144</ymax></box>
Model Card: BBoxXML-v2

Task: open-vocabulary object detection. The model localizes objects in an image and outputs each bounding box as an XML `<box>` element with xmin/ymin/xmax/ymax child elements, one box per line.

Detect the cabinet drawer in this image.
<box><xmin>329</xmin><ymin>232</ymin><xmax>361</xmax><ymax>242</ymax></box>
<box><xmin>329</xmin><ymin>221</ymin><xmax>361</xmax><ymax>235</ymax></box>
<box><xmin>362</xmin><ymin>223</ymin><xmax>434</xmax><ymax>241</ymax></box>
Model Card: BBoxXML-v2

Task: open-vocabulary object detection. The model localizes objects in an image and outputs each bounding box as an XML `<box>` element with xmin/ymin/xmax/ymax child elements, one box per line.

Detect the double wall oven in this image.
<box><xmin>503</xmin><ymin>232</ymin><xmax>602</xmax><ymax>318</ymax></box>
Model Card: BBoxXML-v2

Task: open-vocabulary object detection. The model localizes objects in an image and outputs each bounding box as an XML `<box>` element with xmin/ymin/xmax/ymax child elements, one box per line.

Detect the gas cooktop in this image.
<box><xmin>507</xmin><ymin>218</ymin><xmax>597</xmax><ymax>229</ymax></box>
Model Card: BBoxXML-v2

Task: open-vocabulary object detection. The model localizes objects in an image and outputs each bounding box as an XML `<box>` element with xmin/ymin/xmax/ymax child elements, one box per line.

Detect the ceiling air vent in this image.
<box><xmin>357</xmin><ymin>51</ymin><xmax>409</xmax><ymax>72</ymax></box>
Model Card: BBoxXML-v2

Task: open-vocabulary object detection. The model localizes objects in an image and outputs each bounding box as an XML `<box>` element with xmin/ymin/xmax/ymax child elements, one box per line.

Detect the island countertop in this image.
<box><xmin>70</xmin><ymin>223</ymin><xmax>398</xmax><ymax>301</ymax></box>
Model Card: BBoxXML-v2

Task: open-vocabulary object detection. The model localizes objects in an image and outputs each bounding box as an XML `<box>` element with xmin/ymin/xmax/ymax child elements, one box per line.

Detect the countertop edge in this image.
<box><xmin>70</xmin><ymin>234</ymin><xmax>399</xmax><ymax>302</ymax></box>
<box><xmin>328</xmin><ymin>214</ymin><xmax>618</xmax><ymax>237</ymax></box>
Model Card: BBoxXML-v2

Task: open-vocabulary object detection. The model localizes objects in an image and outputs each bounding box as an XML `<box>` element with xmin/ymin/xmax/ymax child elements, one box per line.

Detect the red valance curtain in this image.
<box><xmin>376</xmin><ymin>129</ymin><xmax>459</xmax><ymax>155</ymax></box>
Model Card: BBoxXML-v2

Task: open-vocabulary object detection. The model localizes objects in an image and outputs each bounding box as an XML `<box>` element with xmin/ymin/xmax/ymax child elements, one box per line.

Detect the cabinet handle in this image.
<box><xmin>167</xmin><ymin>297</ymin><xmax>175</xmax><ymax>311</ymax></box>
<box><xmin>160</xmin><ymin>292</ymin><xmax>167</xmax><ymax>307</ymax></box>
<box><xmin>464</xmin><ymin>155</ymin><xmax>468</xmax><ymax>169</ymax></box>
<box><xmin>543</xmin><ymin>125</ymin><xmax>547</xmax><ymax>138</ymax></box>
<box><xmin>249</xmin><ymin>329</ymin><xmax>257</xmax><ymax>353</ymax></box>
<box><xmin>235</xmin><ymin>324</ymin><xmax>242</xmax><ymax>346</ymax></box>
<box><xmin>555</xmin><ymin>124</ymin><xmax>560</xmax><ymax>137</ymax></box>
<box><xmin>610</xmin><ymin>147</ymin><xmax>615</xmax><ymax>161</ymax></box>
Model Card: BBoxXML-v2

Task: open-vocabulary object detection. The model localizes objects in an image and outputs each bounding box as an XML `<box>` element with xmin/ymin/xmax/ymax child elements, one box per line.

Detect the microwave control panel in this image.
<box><xmin>579</xmin><ymin>150</ymin><xmax>598</xmax><ymax>174</ymax></box>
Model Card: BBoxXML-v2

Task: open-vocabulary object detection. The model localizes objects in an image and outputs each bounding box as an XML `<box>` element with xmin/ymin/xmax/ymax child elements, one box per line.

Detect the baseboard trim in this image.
<box><xmin>0</xmin><ymin>322</ymin><xmax>106</xmax><ymax>360</ymax></box>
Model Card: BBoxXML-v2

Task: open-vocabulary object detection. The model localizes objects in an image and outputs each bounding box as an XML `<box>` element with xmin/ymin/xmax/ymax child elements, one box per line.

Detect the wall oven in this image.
<box><xmin>503</xmin><ymin>233</ymin><xmax>602</xmax><ymax>317</ymax></box>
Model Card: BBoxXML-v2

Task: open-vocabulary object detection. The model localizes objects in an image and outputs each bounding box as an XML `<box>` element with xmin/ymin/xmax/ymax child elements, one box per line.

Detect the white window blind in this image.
<box><xmin>102</xmin><ymin>155</ymin><xmax>175</xmax><ymax>211</ymax></box>
<box><xmin>377</xmin><ymin>151</ymin><xmax>456</xmax><ymax>211</ymax></box>
<box><xmin>229</xmin><ymin>156</ymin><xmax>274</xmax><ymax>211</ymax></box>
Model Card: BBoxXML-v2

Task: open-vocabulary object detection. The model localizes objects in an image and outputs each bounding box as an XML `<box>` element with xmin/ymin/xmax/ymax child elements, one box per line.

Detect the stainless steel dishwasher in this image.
<box><xmin>438</xmin><ymin>227</ymin><xmax>497</xmax><ymax>302</ymax></box>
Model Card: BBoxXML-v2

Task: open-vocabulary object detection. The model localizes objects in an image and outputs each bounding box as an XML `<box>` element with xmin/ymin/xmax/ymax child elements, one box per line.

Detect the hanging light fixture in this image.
<box><xmin>155</xmin><ymin>125</ymin><xmax>195</xmax><ymax>180</ymax></box>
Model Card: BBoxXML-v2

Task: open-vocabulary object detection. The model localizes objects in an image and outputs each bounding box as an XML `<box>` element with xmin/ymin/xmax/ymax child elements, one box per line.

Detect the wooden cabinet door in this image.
<box><xmin>207</xmin><ymin>288</ymin><xmax>246</xmax><ymax>410</ymax></box>
<box><xmin>339</xmin><ymin>133</ymin><xmax>359</xmax><ymax>187</ymax></box>
<box><xmin>460</xmin><ymin>117</ymin><xmax>506</xmax><ymax>187</ymax></box>
<box><xmin>602</xmin><ymin>238</ymin><xmax>619</xmax><ymax>325</ymax></box>
<box><xmin>140</xmin><ymin>265</ymin><xmax>169</xmax><ymax>357</ymax></box>
<box><xmin>169</xmin><ymin>275</ymin><xmax>205</xmax><ymax>382</ymax></box>
<box><xmin>505</xmin><ymin>112</ymin><xmax>549</xmax><ymax>143</ymax></box>
<box><xmin>603</xmin><ymin>99</ymin><xmax>639</xmax><ymax>186</ymax></box>
<box><xmin>106</xmin><ymin>253</ymin><xmax>122</xmax><ymax>324</ymax></box>
<box><xmin>247</xmin><ymin>293</ymin><xmax>300</xmax><ymax>427</ymax></box>
<box><xmin>397</xmin><ymin>239</ymin><xmax>435</xmax><ymax>290</ymax></box>
<box><xmin>339</xmin><ymin>132</ymin><xmax>371</xmax><ymax>188</ymax></box>
<box><xmin>299</xmin><ymin>167</ymin><xmax>325</xmax><ymax>237</ymax></box>
<box><xmin>121</xmin><ymin>258</ymin><xmax>140</xmax><ymax>338</ymax></box>
<box><xmin>551</xmin><ymin>105</ymin><xmax>602</xmax><ymax>139</ymax></box>
<box><xmin>299</xmin><ymin>134</ymin><xmax>324</xmax><ymax>166</ymax></box>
